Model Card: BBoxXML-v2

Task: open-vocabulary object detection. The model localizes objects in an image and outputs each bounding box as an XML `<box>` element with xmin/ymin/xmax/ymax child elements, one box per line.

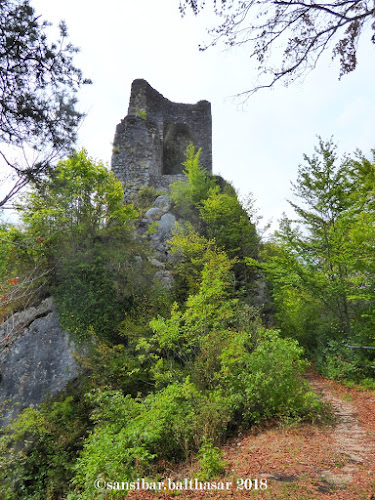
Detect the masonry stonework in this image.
<box><xmin>111</xmin><ymin>79</ymin><xmax>212</xmax><ymax>196</ymax></box>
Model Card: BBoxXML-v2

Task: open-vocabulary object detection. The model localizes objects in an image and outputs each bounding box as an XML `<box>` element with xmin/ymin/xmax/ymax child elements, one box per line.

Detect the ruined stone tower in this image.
<box><xmin>111</xmin><ymin>79</ymin><xmax>212</xmax><ymax>196</ymax></box>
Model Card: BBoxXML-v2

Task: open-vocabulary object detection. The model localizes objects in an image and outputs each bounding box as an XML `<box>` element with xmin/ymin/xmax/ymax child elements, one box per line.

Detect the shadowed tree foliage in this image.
<box><xmin>179</xmin><ymin>0</ymin><xmax>375</xmax><ymax>96</ymax></box>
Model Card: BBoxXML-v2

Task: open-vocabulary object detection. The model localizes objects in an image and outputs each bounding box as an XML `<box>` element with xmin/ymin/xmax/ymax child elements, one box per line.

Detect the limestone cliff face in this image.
<box><xmin>0</xmin><ymin>298</ymin><xmax>79</xmax><ymax>425</ymax></box>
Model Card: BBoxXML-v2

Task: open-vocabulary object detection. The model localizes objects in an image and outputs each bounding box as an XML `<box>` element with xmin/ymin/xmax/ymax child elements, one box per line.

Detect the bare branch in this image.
<box><xmin>180</xmin><ymin>0</ymin><xmax>375</xmax><ymax>96</ymax></box>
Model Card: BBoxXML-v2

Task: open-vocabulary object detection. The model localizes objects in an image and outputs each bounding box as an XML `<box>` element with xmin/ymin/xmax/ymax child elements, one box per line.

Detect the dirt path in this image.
<box><xmin>307</xmin><ymin>371</ymin><xmax>373</xmax><ymax>488</ymax></box>
<box><xmin>127</xmin><ymin>372</ymin><xmax>375</xmax><ymax>500</ymax></box>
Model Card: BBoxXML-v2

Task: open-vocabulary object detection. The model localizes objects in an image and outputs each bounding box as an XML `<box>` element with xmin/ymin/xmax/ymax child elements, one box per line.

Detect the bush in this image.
<box><xmin>242</xmin><ymin>331</ymin><xmax>311</xmax><ymax>423</ymax></box>
<box><xmin>170</xmin><ymin>144</ymin><xmax>216</xmax><ymax>222</ymax></box>
<box><xmin>0</xmin><ymin>395</ymin><xmax>90</xmax><ymax>500</ymax></box>
<box><xmin>68</xmin><ymin>327</ymin><xmax>321</xmax><ymax>497</ymax></box>
<box><xmin>219</xmin><ymin>329</ymin><xmax>322</xmax><ymax>425</ymax></box>
<box><xmin>196</xmin><ymin>437</ymin><xmax>227</xmax><ymax>480</ymax></box>
<box><xmin>314</xmin><ymin>339</ymin><xmax>365</xmax><ymax>381</ymax></box>
<box><xmin>70</xmin><ymin>382</ymin><xmax>198</xmax><ymax>498</ymax></box>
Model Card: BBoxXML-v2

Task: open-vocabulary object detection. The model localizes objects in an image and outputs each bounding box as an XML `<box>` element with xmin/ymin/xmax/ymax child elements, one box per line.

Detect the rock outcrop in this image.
<box><xmin>138</xmin><ymin>194</ymin><xmax>178</xmax><ymax>289</ymax></box>
<box><xmin>0</xmin><ymin>298</ymin><xmax>80</xmax><ymax>425</ymax></box>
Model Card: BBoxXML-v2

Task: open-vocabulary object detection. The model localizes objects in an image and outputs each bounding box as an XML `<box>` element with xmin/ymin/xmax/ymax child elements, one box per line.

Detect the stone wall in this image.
<box><xmin>111</xmin><ymin>79</ymin><xmax>212</xmax><ymax>197</ymax></box>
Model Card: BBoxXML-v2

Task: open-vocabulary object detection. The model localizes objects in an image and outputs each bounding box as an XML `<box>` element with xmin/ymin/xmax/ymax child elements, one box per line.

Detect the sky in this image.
<box><xmin>9</xmin><ymin>0</ymin><xmax>375</xmax><ymax>230</ymax></box>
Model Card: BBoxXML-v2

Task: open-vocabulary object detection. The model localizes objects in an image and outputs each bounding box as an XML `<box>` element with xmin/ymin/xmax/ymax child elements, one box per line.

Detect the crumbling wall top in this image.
<box><xmin>111</xmin><ymin>79</ymin><xmax>212</xmax><ymax>196</ymax></box>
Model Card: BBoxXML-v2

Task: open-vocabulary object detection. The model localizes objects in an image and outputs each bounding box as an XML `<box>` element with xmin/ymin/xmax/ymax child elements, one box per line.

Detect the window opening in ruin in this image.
<box><xmin>163</xmin><ymin>123</ymin><xmax>194</xmax><ymax>175</ymax></box>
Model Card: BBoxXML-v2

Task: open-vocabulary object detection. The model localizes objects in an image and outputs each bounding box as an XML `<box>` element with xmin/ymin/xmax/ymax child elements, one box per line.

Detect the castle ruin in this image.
<box><xmin>111</xmin><ymin>79</ymin><xmax>212</xmax><ymax>196</ymax></box>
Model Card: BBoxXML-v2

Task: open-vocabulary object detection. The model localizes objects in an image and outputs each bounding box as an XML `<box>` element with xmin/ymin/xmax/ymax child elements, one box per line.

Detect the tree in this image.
<box><xmin>170</xmin><ymin>144</ymin><xmax>259</xmax><ymax>296</ymax></box>
<box><xmin>22</xmin><ymin>149</ymin><xmax>136</xmax><ymax>240</ymax></box>
<box><xmin>199</xmin><ymin>187</ymin><xmax>256</xmax><ymax>257</ymax></box>
<box><xmin>0</xmin><ymin>0</ymin><xmax>90</xmax><ymax>208</ymax></box>
<box><xmin>278</xmin><ymin>139</ymin><xmax>354</xmax><ymax>337</ymax></box>
<box><xmin>261</xmin><ymin>139</ymin><xmax>375</xmax><ymax>357</ymax></box>
<box><xmin>170</xmin><ymin>144</ymin><xmax>216</xmax><ymax>222</ymax></box>
<box><xmin>179</xmin><ymin>0</ymin><xmax>375</xmax><ymax>96</ymax></box>
<box><xmin>343</xmin><ymin>150</ymin><xmax>375</xmax><ymax>343</ymax></box>
<box><xmin>21</xmin><ymin>150</ymin><xmax>141</xmax><ymax>339</ymax></box>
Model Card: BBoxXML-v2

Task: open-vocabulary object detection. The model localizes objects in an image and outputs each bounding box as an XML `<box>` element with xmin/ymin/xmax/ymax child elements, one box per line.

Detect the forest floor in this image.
<box><xmin>126</xmin><ymin>371</ymin><xmax>375</xmax><ymax>500</ymax></box>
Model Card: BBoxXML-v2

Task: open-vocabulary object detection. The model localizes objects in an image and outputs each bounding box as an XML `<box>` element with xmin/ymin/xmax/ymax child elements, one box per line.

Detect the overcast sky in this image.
<box><xmin>25</xmin><ymin>0</ymin><xmax>375</xmax><ymax>230</ymax></box>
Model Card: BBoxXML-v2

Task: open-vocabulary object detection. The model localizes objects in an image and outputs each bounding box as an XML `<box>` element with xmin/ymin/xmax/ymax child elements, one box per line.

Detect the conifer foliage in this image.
<box><xmin>0</xmin><ymin>0</ymin><xmax>90</xmax><ymax>208</ymax></box>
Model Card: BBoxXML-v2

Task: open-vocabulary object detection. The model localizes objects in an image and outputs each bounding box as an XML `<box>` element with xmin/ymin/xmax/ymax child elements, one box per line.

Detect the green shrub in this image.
<box><xmin>70</xmin><ymin>382</ymin><xmax>200</xmax><ymax>498</ymax></box>
<box><xmin>53</xmin><ymin>241</ymin><xmax>123</xmax><ymax>340</ymax></box>
<box><xmin>0</xmin><ymin>395</ymin><xmax>90</xmax><ymax>500</ymax></box>
<box><xmin>191</xmin><ymin>389</ymin><xmax>233</xmax><ymax>447</ymax></box>
<box><xmin>134</xmin><ymin>185</ymin><xmax>164</xmax><ymax>211</ymax></box>
<box><xmin>196</xmin><ymin>437</ymin><xmax>227</xmax><ymax>480</ymax></box>
<box><xmin>314</xmin><ymin>340</ymin><xmax>360</xmax><ymax>380</ymax></box>
<box><xmin>170</xmin><ymin>144</ymin><xmax>216</xmax><ymax>221</ymax></box>
<box><xmin>169</xmin><ymin>148</ymin><xmax>259</xmax><ymax>299</ymax></box>
<box><xmin>219</xmin><ymin>329</ymin><xmax>323</xmax><ymax>425</ymax></box>
<box><xmin>360</xmin><ymin>378</ymin><xmax>375</xmax><ymax>390</ymax></box>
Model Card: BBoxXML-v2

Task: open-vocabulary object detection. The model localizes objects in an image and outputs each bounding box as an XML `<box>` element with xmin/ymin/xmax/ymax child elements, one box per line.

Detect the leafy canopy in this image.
<box><xmin>22</xmin><ymin>149</ymin><xmax>137</xmax><ymax>239</ymax></box>
<box><xmin>170</xmin><ymin>144</ymin><xmax>259</xmax><ymax>297</ymax></box>
<box><xmin>19</xmin><ymin>150</ymin><xmax>140</xmax><ymax>340</ymax></box>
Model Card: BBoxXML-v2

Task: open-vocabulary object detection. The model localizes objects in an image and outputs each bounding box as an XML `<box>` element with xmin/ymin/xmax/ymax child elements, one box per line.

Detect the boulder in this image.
<box><xmin>153</xmin><ymin>195</ymin><xmax>172</xmax><ymax>213</ymax></box>
<box><xmin>154</xmin><ymin>270</ymin><xmax>174</xmax><ymax>289</ymax></box>
<box><xmin>144</xmin><ymin>207</ymin><xmax>163</xmax><ymax>221</ymax></box>
<box><xmin>152</xmin><ymin>213</ymin><xmax>176</xmax><ymax>242</ymax></box>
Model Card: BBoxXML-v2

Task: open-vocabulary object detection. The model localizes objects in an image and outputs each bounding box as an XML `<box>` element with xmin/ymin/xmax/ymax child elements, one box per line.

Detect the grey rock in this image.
<box><xmin>150</xmin><ymin>258</ymin><xmax>164</xmax><ymax>268</ymax></box>
<box><xmin>153</xmin><ymin>213</ymin><xmax>176</xmax><ymax>241</ymax></box>
<box><xmin>154</xmin><ymin>270</ymin><xmax>174</xmax><ymax>289</ymax></box>
<box><xmin>145</xmin><ymin>207</ymin><xmax>163</xmax><ymax>221</ymax></box>
<box><xmin>153</xmin><ymin>195</ymin><xmax>172</xmax><ymax>213</ymax></box>
<box><xmin>0</xmin><ymin>300</ymin><xmax>80</xmax><ymax>425</ymax></box>
<box><xmin>0</xmin><ymin>297</ymin><xmax>53</xmax><ymax>344</ymax></box>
